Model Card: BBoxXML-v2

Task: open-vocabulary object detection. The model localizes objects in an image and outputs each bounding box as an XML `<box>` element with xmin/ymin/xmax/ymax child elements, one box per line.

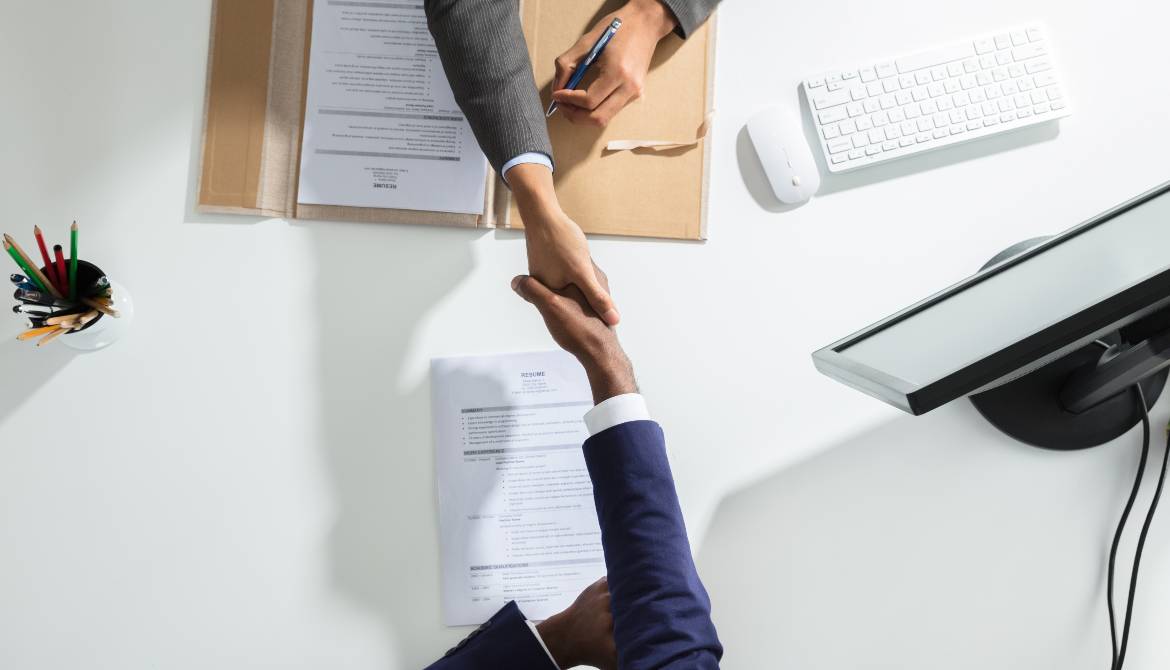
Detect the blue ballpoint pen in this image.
<box><xmin>546</xmin><ymin>18</ymin><xmax>623</xmax><ymax>117</ymax></box>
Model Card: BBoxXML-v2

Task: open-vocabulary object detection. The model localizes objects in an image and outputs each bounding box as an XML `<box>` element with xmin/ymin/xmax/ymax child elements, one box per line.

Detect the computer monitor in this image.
<box><xmin>813</xmin><ymin>180</ymin><xmax>1170</xmax><ymax>450</ymax></box>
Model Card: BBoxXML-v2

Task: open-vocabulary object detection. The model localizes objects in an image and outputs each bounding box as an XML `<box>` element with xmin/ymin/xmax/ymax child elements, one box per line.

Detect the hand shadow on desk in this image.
<box><xmin>298</xmin><ymin>220</ymin><xmax>485</xmax><ymax>667</ymax></box>
<box><xmin>695</xmin><ymin>402</ymin><xmax>1138</xmax><ymax>670</ymax></box>
<box><xmin>0</xmin><ymin>337</ymin><xmax>75</xmax><ymax>426</ymax></box>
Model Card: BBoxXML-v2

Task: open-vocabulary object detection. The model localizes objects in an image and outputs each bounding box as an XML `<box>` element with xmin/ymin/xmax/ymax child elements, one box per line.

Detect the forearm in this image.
<box><xmin>583</xmin><ymin>422</ymin><xmax>722</xmax><ymax>668</ymax></box>
<box><xmin>424</xmin><ymin>0</ymin><xmax>552</xmax><ymax>173</ymax></box>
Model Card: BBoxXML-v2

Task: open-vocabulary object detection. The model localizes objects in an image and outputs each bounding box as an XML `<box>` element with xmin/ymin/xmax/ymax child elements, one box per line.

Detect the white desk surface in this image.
<box><xmin>2</xmin><ymin>1</ymin><xmax>1168</xmax><ymax>668</ymax></box>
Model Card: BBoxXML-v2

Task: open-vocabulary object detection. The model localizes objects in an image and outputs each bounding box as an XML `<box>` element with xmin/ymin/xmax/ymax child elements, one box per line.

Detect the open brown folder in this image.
<box><xmin>198</xmin><ymin>0</ymin><xmax>715</xmax><ymax>240</ymax></box>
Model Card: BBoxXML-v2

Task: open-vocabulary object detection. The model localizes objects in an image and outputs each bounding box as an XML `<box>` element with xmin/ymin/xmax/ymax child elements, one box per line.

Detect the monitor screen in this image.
<box><xmin>814</xmin><ymin>181</ymin><xmax>1170</xmax><ymax>415</ymax></box>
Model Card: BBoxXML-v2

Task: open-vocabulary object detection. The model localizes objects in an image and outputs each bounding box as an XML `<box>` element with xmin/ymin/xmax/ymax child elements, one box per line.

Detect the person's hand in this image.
<box><xmin>551</xmin><ymin>0</ymin><xmax>678</xmax><ymax>127</ymax></box>
<box><xmin>536</xmin><ymin>577</ymin><xmax>617</xmax><ymax>670</ymax></box>
<box><xmin>508</xmin><ymin>163</ymin><xmax>620</xmax><ymax>326</ymax></box>
<box><xmin>511</xmin><ymin>274</ymin><xmax>637</xmax><ymax>405</ymax></box>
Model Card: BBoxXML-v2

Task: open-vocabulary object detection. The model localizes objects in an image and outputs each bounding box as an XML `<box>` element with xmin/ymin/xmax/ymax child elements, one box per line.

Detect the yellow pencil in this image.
<box><xmin>36</xmin><ymin>327</ymin><xmax>68</xmax><ymax>347</ymax></box>
<box><xmin>3</xmin><ymin>234</ymin><xmax>63</xmax><ymax>300</ymax></box>
<box><xmin>17</xmin><ymin>325</ymin><xmax>59</xmax><ymax>341</ymax></box>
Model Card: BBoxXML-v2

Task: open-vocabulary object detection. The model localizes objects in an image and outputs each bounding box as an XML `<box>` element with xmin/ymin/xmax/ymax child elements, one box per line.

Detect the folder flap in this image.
<box><xmin>198</xmin><ymin>0</ymin><xmax>280</xmax><ymax>215</ymax></box>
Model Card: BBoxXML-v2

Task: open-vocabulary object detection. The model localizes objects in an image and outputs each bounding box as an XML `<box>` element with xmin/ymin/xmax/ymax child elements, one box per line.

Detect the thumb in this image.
<box><xmin>511</xmin><ymin>275</ymin><xmax>556</xmax><ymax>310</ymax></box>
<box><xmin>581</xmin><ymin>277</ymin><xmax>620</xmax><ymax>326</ymax></box>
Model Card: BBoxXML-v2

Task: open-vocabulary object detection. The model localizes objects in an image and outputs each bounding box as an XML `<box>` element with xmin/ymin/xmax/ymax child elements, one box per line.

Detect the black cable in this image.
<box><xmin>1116</xmin><ymin>386</ymin><xmax>1170</xmax><ymax>670</ymax></box>
<box><xmin>1106</xmin><ymin>386</ymin><xmax>1150</xmax><ymax>670</ymax></box>
<box><xmin>1106</xmin><ymin>384</ymin><xmax>1169</xmax><ymax>670</ymax></box>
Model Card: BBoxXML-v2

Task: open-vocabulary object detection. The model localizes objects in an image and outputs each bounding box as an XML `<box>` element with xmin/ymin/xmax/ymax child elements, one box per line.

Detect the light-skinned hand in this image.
<box><xmin>551</xmin><ymin>0</ymin><xmax>678</xmax><ymax>127</ymax></box>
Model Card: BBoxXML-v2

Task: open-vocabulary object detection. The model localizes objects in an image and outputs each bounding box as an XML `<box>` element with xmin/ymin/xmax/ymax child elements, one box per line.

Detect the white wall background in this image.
<box><xmin>0</xmin><ymin>0</ymin><xmax>1167</xmax><ymax>668</ymax></box>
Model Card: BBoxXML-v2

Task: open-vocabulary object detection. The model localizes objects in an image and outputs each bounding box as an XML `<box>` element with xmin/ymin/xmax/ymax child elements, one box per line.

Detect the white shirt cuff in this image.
<box><xmin>526</xmin><ymin>620</ymin><xmax>559</xmax><ymax>668</ymax></box>
<box><xmin>584</xmin><ymin>393</ymin><xmax>651</xmax><ymax>436</ymax></box>
<box><xmin>501</xmin><ymin>152</ymin><xmax>554</xmax><ymax>183</ymax></box>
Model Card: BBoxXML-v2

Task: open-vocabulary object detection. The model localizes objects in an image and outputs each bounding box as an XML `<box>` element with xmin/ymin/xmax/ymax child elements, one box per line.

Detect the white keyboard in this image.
<box><xmin>803</xmin><ymin>25</ymin><xmax>1070</xmax><ymax>173</ymax></box>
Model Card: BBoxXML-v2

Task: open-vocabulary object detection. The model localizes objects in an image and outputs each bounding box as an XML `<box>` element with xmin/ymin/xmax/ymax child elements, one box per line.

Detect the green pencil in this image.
<box><xmin>4</xmin><ymin>240</ymin><xmax>49</xmax><ymax>293</ymax></box>
<box><xmin>69</xmin><ymin>221</ymin><xmax>78</xmax><ymax>300</ymax></box>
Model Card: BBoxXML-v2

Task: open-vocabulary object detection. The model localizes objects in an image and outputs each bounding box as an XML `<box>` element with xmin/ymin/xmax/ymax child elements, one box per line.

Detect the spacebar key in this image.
<box><xmin>896</xmin><ymin>42</ymin><xmax>976</xmax><ymax>73</ymax></box>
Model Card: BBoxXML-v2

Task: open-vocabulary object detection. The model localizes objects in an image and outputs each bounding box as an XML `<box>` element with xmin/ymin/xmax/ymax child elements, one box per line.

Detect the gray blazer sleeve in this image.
<box><xmin>660</xmin><ymin>0</ymin><xmax>721</xmax><ymax>38</ymax></box>
<box><xmin>424</xmin><ymin>0</ymin><xmax>553</xmax><ymax>174</ymax></box>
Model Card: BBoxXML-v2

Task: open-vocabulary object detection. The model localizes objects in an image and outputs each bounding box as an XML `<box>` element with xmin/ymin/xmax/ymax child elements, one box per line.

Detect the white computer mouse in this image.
<box><xmin>746</xmin><ymin>105</ymin><xmax>821</xmax><ymax>204</ymax></box>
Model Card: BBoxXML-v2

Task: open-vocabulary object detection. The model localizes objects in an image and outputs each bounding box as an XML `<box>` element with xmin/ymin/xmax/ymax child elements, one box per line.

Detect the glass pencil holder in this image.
<box><xmin>33</xmin><ymin>260</ymin><xmax>134</xmax><ymax>352</ymax></box>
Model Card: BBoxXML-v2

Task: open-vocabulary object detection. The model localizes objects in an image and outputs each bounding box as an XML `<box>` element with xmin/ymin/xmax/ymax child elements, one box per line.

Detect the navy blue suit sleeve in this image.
<box><xmin>583</xmin><ymin>420</ymin><xmax>722</xmax><ymax>669</ymax></box>
<box><xmin>423</xmin><ymin>601</ymin><xmax>557</xmax><ymax>670</ymax></box>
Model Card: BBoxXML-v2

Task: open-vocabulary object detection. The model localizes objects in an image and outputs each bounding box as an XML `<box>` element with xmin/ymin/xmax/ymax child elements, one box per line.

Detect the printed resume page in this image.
<box><xmin>297</xmin><ymin>1</ymin><xmax>488</xmax><ymax>214</ymax></box>
<box><xmin>431</xmin><ymin>351</ymin><xmax>605</xmax><ymax>626</ymax></box>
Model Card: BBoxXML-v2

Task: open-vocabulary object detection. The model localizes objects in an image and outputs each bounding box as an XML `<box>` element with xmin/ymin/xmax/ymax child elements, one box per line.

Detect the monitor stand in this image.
<box><xmin>969</xmin><ymin>237</ymin><xmax>1169</xmax><ymax>450</ymax></box>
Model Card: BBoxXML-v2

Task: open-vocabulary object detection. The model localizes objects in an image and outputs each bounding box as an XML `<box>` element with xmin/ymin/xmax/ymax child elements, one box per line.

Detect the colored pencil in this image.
<box><xmin>17</xmin><ymin>325</ymin><xmax>58</xmax><ymax>341</ymax></box>
<box><xmin>33</xmin><ymin>226</ymin><xmax>57</xmax><ymax>289</ymax></box>
<box><xmin>53</xmin><ymin>245</ymin><xmax>68</xmax><ymax>296</ymax></box>
<box><xmin>77</xmin><ymin>310</ymin><xmax>100</xmax><ymax>327</ymax></box>
<box><xmin>4</xmin><ymin>240</ymin><xmax>49</xmax><ymax>294</ymax></box>
<box><xmin>46</xmin><ymin>310</ymin><xmax>85</xmax><ymax>326</ymax></box>
<box><xmin>69</xmin><ymin>221</ymin><xmax>78</xmax><ymax>300</ymax></box>
<box><xmin>3</xmin><ymin>234</ymin><xmax>61</xmax><ymax>299</ymax></box>
<box><xmin>36</xmin><ymin>327</ymin><xmax>68</xmax><ymax>347</ymax></box>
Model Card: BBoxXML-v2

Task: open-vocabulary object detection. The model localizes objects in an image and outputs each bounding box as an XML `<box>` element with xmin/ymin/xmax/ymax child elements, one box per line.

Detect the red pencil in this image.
<box><xmin>33</xmin><ymin>225</ymin><xmax>57</xmax><ymax>288</ymax></box>
<box><xmin>53</xmin><ymin>245</ymin><xmax>68</xmax><ymax>295</ymax></box>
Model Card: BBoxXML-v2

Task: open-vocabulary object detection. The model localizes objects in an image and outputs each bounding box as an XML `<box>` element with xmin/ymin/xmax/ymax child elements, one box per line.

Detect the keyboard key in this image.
<box><xmin>1014</xmin><ymin>93</ymin><xmax>1031</xmax><ymax>107</ymax></box>
<box><xmin>987</xmin><ymin>84</ymin><xmax>1002</xmax><ymax>99</ymax></box>
<box><xmin>953</xmin><ymin>91</ymin><xmax>970</xmax><ymax>106</ymax></box>
<box><xmin>938</xmin><ymin>98</ymin><xmax>954</xmax><ymax>111</ymax></box>
<box><xmin>901</xmin><ymin>120</ymin><xmax>916</xmax><ymax>135</ymax></box>
<box><xmin>982</xmin><ymin>101</ymin><xmax>998</xmax><ymax>115</ymax></box>
<box><xmin>860</xmin><ymin>67</ymin><xmax>877</xmax><ymax>82</ymax></box>
<box><xmin>827</xmin><ymin>73</ymin><xmax>841</xmax><ymax>83</ymax></box>
<box><xmin>856</xmin><ymin>116</ymin><xmax>874</xmax><ymax>130</ymax></box>
<box><xmin>1034</xmin><ymin>102</ymin><xmax>1051</xmax><ymax>114</ymax></box>
<box><xmin>984</xmin><ymin>115</ymin><xmax>1000</xmax><ymax>126</ymax></box>
<box><xmin>822</xmin><ymin>123</ymin><xmax>840</xmax><ymax>139</ymax></box>
<box><xmin>899</xmin><ymin>137</ymin><xmax>914</xmax><ymax>147</ymax></box>
<box><xmin>1051</xmin><ymin>99</ymin><xmax>1066</xmax><ymax>111</ymax></box>
<box><xmin>846</xmin><ymin>102</ymin><xmax>864</xmax><ymax>117</ymax></box>
<box><xmin>850</xmin><ymin>86</ymin><xmax>866</xmax><ymax>101</ymax></box>
<box><xmin>967</xmin><ymin>105</ymin><xmax>982</xmax><ymax>119</ymax></box>
<box><xmin>1034</xmin><ymin>72</ymin><xmax>1057</xmax><ymax>87</ymax></box>
<box><xmin>944</xmin><ymin>79</ymin><xmax>960</xmax><ymax>94</ymax></box>
<box><xmin>960</xmin><ymin>74</ymin><xmax>977</xmax><ymax>89</ymax></box>
<box><xmin>882</xmin><ymin>140</ymin><xmax>898</xmax><ymax>150</ymax></box>
<box><xmin>873</xmin><ymin>111</ymin><xmax>890</xmax><ymax>126</ymax></box>
<box><xmin>931</xmin><ymin>66</ymin><xmax>947</xmax><ymax>81</ymax></box>
<box><xmin>1046</xmin><ymin>86</ymin><xmax>1062</xmax><ymax>100</ymax></box>
<box><xmin>814</xmin><ymin>90</ymin><xmax>851</xmax><ymax>109</ymax></box>
<box><xmin>828</xmin><ymin>81</ymin><xmax>844</xmax><ymax>91</ymax></box>
<box><xmin>895</xmin><ymin>91</ymin><xmax>911</xmax><ymax>105</ymax></box>
<box><xmin>879</xmin><ymin>95</ymin><xmax>896</xmax><ymax>109</ymax></box>
<box><xmin>853</xmin><ymin>134</ymin><xmax>869</xmax><ymax>147</ymax></box>
<box><xmin>1017</xmin><ymin>107</ymin><xmax>1033</xmax><ymax>118</ymax></box>
<box><xmin>1002</xmin><ymin>81</ymin><xmax>1019</xmax><ymax>95</ymax></box>
<box><xmin>1019</xmin><ymin>78</ymin><xmax>1035</xmax><ymax>91</ymax></box>
<box><xmin>974</xmin><ymin>38</ymin><xmax>994</xmax><ymax>54</ymax></box>
<box><xmin>970</xmin><ymin>89</ymin><xmax>986</xmax><ymax>103</ymax></box>
<box><xmin>889</xmin><ymin>108</ymin><xmax>906</xmax><ymax>123</ymax></box>
<box><xmin>928</xmin><ymin>82</ymin><xmax>945</xmax><ymax>97</ymax></box>
<box><xmin>996</xmin><ymin>51</ymin><xmax>1011</xmax><ymax>65</ymax></box>
<box><xmin>966</xmin><ymin>120</ymin><xmax>980</xmax><ymax>131</ymax></box>
<box><xmin>976</xmin><ymin>71</ymin><xmax>992</xmax><ymax>85</ymax></box>
<box><xmin>819</xmin><ymin>107</ymin><xmax>848</xmax><ymax>123</ymax></box>
<box><xmin>1013</xmin><ymin>43</ymin><xmax>1047</xmax><ymax>61</ymax></box>
<box><xmin>994</xmin><ymin>34</ymin><xmax>1010</xmax><ymax>49</ymax></box>
<box><xmin>1025</xmin><ymin>59</ymin><xmax>1051</xmax><ymax>74</ymax></box>
<box><xmin>998</xmin><ymin>98</ymin><xmax>1013</xmax><ymax>111</ymax></box>
<box><xmin>992</xmin><ymin>67</ymin><xmax>1008</xmax><ymax>81</ymax></box>
<box><xmin>950</xmin><ymin>124</ymin><xmax>966</xmax><ymax>135</ymax></box>
<box><xmin>841</xmin><ymin>119</ymin><xmax>858</xmax><ymax>135</ymax></box>
<box><xmin>947</xmin><ymin>62</ymin><xmax>963</xmax><ymax>77</ymax></box>
<box><xmin>866</xmin><ymin>145</ymin><xmax>881</xmax><ymax>156</ymax></box>
<box><xmin>869</xmin><ymin>128</ymin><xmax>884</xmax><ymax>143</ymax></box>
<box><xmin>848</xmin><ymin>148</ymin><xmax>865</xmax><ymax>160</ymax></box>
<box><xmin>1001</xmin><ymin>111</ymin><xmax>1016</xmax><ymax>122</ymax></box>
<box><xmin>963</xmin><ymin>58</ymin><xmax>979</xmax><ymax>73</ymax></box>
<box><xmin>1027</xmin><ymin>27</ymin><xmax>1043</xmax><ymax>42</ymax></box>
<box><xmin>933</xmin><ymin>112</ymin><xmax>949</xmax><ymax>127</ymax></box>
<box><xmin>864</xmin><ymin>98</ymin><xmax>880</xmax><ymax>113</ymax></box>
<box><xmin>831</xmin><ymin>154</ymin><xmax>848</xmax><ymax>164</ymax></box>
<box><xmin>934</xmin><ymin>128</ymin><xmax>948</xmax><ymax>138</ymax></box>
<box><xmin>842</xmin><ymin>70</ymin><xmax>858</xmax><ymax>79</ymax></box>
<box><xmin>885</xmin><ymin>126</ymin><xmax>900</xmax><ymax>140</ymax></box>
<box><xmin>915</xmin><ymin>71</ymin><xmax>931</xmax><ymax>85</ymax></box>
<box><xmin>1031</xmin><ymin>90</ymin><xmax>1047</xmax><ymax>104</ymax></box>
<box><xmin>979</xmin><ymin>55</ymin><xmax>996</xmax><ymax>69</ymax></box>
<box><xmin>912</xmin><ymin>87</ymin><xmax>929</xmax><ymax>101</ymax></box>
<box><xmin>921</xmin><ymin>100</ymin><xmax>939</xmax><ymax>115</ymax></box>
<box><xmin>915</xmin><ymin>132</ymin><xmax>930</xmax><ymax>143</ymax></box>
<box><xmin>827</xmin><ymin>137</ymin><xmax>852</xmax><ymax>153</ymax></box>
<box><xmin>876</xmin><ymin>62</ymin><xmax>897</xmax><ymax>78</ymax></box>
<box><xmin>949</xmin><ymin>109</ymin><xmax>965</xmax><ymax>123</ymax></box>
<box><xmin>1011</xmin><ymin>30</ymin><xmax>1028</xmax><ymax>45</ymax></box>
<box><xmin>807</xmin><ymin>77</ymin><xmax>825</xmax><ymax>88</ymax></box>
<box><xmin>867</xmin><ymin>82</ymin><xmax>883</xmax><ymax>96</ymax></box>
<box><xmin>896</xmin><ymin>42</ymin><xmax>975</xmax><ymax>73</ymax></box>
<box><xmin>883</xmin><ymin>79</ymin><xmax>899</xmax><ymax>93</ymax></box>
<box><xmin>899</xmin><ymin>74</ymin><xmax>916</xmax><ymax>88</ymax></box>
<box><xmin>1008</xmin><ymin>63</ymin><xmax>1024</xmax><ymax>78</ymax></box>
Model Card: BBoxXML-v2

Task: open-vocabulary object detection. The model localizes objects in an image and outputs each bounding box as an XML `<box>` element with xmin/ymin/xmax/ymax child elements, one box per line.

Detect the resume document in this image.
<box><xmin>298</xmin><ymin>1</ymin><xmax>488</xmax><ymax>214</ymax></box>
<box><xmin>431</xmin><ymin>351</ymin><xmax>605</xmax><ymax>626</ymax></box>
